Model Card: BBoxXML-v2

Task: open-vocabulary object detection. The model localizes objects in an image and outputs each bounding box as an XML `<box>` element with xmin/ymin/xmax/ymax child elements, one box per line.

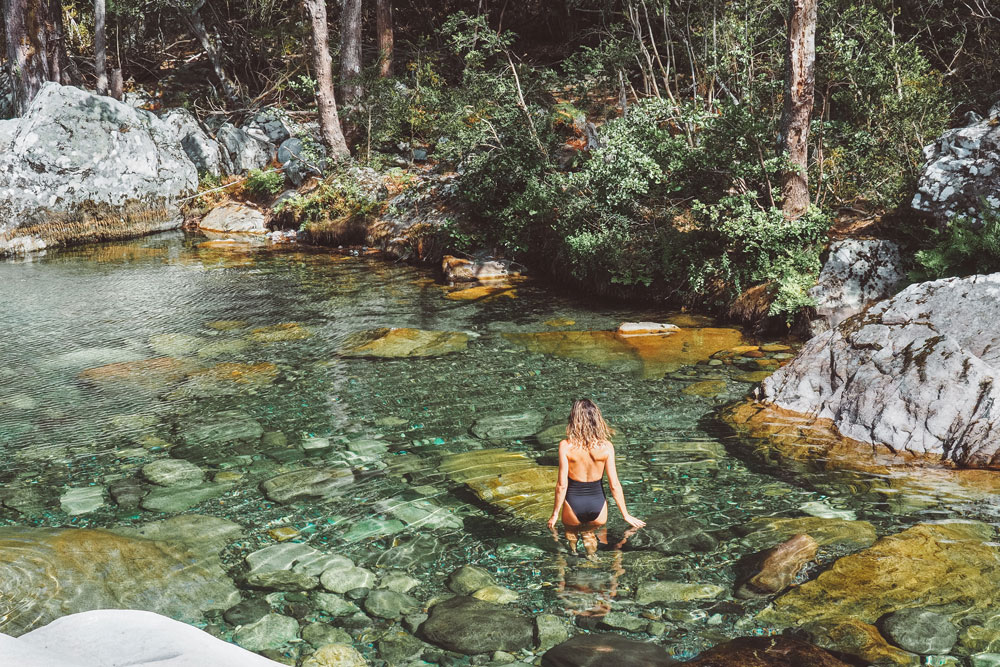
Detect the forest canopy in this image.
<box><xmin>2</xmin><ymin>0</ymin><xmax>998</xmax><ymax>322</ymax></box>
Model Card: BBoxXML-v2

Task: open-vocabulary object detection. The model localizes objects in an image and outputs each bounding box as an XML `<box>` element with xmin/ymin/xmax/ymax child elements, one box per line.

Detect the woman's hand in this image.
<box><xmin>547</xmin><ymin>514</ymin><xmax>559</xmax><ymax>530</ymax></box>
<box><xmin>623</xmin><ymin>513</ymin><xmax>646</xmax><ymax>529</ymax></box>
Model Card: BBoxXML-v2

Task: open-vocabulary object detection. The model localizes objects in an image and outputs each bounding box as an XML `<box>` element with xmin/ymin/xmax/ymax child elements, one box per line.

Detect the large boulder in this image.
<box><xmin>0</xmin><ymin>83</ymin><xmax>197</xmax><ymax>255</ymax></box>
<box><xmin>216</xmin><ymin>122</ymin><xmax>272</xmax><ymax>175</ymax></box>
<box><xmin>743</xmin><ymin>273</ymin><xmax>1000</xmax><ymax>468</ymax></box>
<box><xmin>807</xmin><ymin>239</ymin><xmax>904</xmax><ymax>334</ymax></box>
<box><xmin>160</xmin><ymin>107</ymin><xmax>224</xmax><ymax>177</ymax></box>
<box><xmin>912</xmin><ymin>103</ymin><xmax>1000</xmax><ymax>221</ymax></box>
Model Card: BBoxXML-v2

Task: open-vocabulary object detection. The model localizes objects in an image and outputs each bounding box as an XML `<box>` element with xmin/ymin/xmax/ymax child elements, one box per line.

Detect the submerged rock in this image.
<box><xmin>541</xmin><ymin>632</ymin><xmax>677</xmax><ymax>666</ymax></box>
<box><xmin>420</xmin><ymin>596</ymin><xmax>533</xmax><ymax>655</ymax></box>
<box><xmin>737</xmin><ymin>534</ymin><xmax>818</xmax><ymax>598</ymax></box>
<box><xmin>470</xmin><ymin>411</ymin><xmax>545</xmax><ymax>440</ymax></box>
<box><xmin>234</xmin><ymin>613</ymin><xmax>299</xmax><ymax>652</ymax></box>
<box><xmin>246</xmin><ymin>543</ymin><xmax>350</xmax><ymax>577</ymax></box>
<box><xmin>140</xmin><ymin>482</ymin><xmax>230</xmax><ymax>512</ymax></box>
<box><xmin>759</xmin><ymin>522</ymin><xmax>1000</xmax><ymax>634</ymax></box>
<box><xmin>730</xmin><ymin>273</ymin><xmax>1000</xmax><ymax>473</ymax></box>
<box><xmin>59</xmin><ymin>487</ymin><xmax>105</xmax><ymax>515</ymax></box>
<box><xmin>635</xmin><ymin>581</ymin><xmax>725</xmax><ymax>604</ymax></box>
<box><xmin>685</xmin><ymin>636</ymin><xmax>850</xmax><ymax>666</ymax></box>
<box><xmin>302</xmin><ymin>643</ymin><xmax>368</xmax><ymax>667</ymax></box>
<box><xmin>738</xmin><ymin>516</ymin><xmax>877</xmax><ymax>552</ymax></box>
<box><xmin>881</xmin><ymin>608</ymin><xmax>958</xmax><ymax>655</ymax></box>
<box><xmin>340</xmin><ymin>327</ymin><xmax>469</xmax><ymax>358</ymax></box>
<box><xmin>141</xmin><ymin>459</ymin><xmax>205</xmax><ymax>486</ymax></box>
<box><xmin>0</xmin><ymin>83</ymin><xmax>196</xmax><ymax>256</ymax></box>
<box><xmin>320</xmin><ymin>565</ymin><xmax>376</xmax><ymax>594</ymax></box>
<box><xmin>261</xmin><ymin>467</ymin><xmax>354</xmax><ymax>504</ymax></box>
<box><xmin>440</xmin><ymin>449</ymin><xmax>556</xmax><ymax>521</ymax></box>
<box><xmin>249</xmin><ymin>322</ymin><xmax>312</xmax><ymax>343</ymax></box>
<box><xmin>446</xmin><ymin>565</ymin><xmax>496</xmax><ymax>595</ymax></box>
<box><xmin>363</xmin><ymin>589</ymin><xmax>419</xmax><ymax>619</ymax></box>
<box><xmin>0</xmin><ymin>525</ymin><xmax>239</xmax><ymax>636</ymax></box>
<box><xmin>505</xmin><ymin>327</ymin><xmax>742</xmax><ymax>379</ymax></box>
<box><xmin>626</xmin><ymin>510</ymin><xmax>717</xmax><ymax>554</ymax></box>
<box><xmin>78</xmin><ymin>356</ymin><xmax>200</xmax><ymax>390</ymax></box>
<box><xmin>181</xmin><ymin>410</ymin><xmax>263</xmax><ymax>446</ymax></box>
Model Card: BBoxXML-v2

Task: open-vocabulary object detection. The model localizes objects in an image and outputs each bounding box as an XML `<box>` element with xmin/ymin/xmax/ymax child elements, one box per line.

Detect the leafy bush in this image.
<box><xmin>273</xmin><ymin>169</ymin><xmax>383</xmax><ymax>244</ymax></box>
<box><xmin>244</xmin><ymin>169</ymin><xmax>284</xmax><ymax>198</ymax></box>
<box><xmin>911</xmin><ymin>209</ymin><xmax>1000</xmax><ymax>281</ymax></box>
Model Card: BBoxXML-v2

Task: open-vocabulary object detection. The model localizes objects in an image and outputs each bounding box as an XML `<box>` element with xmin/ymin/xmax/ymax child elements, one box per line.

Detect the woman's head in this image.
<box><xmin>566</xmin><ymin>399</ymin><xmax>613</xmax><ymax>448</ymax></box>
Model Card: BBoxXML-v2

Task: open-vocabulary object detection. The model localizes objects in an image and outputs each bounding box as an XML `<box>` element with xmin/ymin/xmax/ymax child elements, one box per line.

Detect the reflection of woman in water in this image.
<box><xmin>547</xmin><ymin>399</ymin><xmax>645</xmax><ymax>532</ymax></box>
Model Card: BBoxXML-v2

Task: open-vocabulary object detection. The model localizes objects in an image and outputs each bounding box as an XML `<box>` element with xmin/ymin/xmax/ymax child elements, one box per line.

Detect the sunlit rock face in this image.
<box><xmin>0</xmin><ymin>83</ymin><xmax>197</xmax><ymax>255</ymax></box>
<box><xmin>0</xmin><ymin>518</ymin><xmax>240</xmax><ymax>636</ymax></box>
<box><xmin>807</xmin><ymin>239</ymin><xmax>904</xmax><ymax>335</ymax></box>
<box><xmin>747</xmin><ymin>273</ymin><xmax>1000</xmax><ymax>468</ymax></box>
<box><xmin>912</xmin><ymin>102</ymin><xmax>1000</xmax><ymax>222</ymax></box>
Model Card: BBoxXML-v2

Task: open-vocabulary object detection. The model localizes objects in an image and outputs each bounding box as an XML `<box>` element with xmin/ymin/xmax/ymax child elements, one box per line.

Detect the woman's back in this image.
<box><xmin>563</xmin><ymin>439</ymin><xmax>611</xmax><ymax>482</ymax></box>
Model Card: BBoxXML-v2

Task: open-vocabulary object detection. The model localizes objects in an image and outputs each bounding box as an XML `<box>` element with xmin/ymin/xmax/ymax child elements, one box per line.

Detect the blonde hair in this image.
<box><xmin>566</xmin><ymin>399</ymin><xmax>613</xmax><ymax>449</ymax></box>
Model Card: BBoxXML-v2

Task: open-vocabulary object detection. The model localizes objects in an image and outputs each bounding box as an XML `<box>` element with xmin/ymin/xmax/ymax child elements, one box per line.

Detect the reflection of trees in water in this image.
<box><xmin>551</xmin><ymin>526</ymin><xmax>637</xmax><ymax>618</ymax></box>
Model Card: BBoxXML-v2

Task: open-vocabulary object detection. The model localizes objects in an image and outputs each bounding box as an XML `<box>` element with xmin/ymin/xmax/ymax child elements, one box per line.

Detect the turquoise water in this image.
<box><xmin>0</xmin><ymin>232</ymin><xmax>967</xmax><ymax>661</ymax></box>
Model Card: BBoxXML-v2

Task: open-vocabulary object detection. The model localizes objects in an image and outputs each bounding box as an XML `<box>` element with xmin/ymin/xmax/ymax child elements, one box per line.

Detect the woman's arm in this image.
<box><xmin>547</xmin><ymin>441</ymin><xmax>570</xmax><ymax>530</ymax></box>
<box><xmin>605</xmin><ymin>444</ymin><xmax>645</xmax><ymax>528</ymax></box>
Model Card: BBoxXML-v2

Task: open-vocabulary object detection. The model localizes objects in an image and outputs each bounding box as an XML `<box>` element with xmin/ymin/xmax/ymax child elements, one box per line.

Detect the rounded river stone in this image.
<box><xmin>881</xmin><ymin>608</ymin><xmax>958</xmax><ymax>655</ymax></box>
<box><xmin>420</xmin><ymin>595</ymin><xmax>533</xmax><ymax>655</ymax></box>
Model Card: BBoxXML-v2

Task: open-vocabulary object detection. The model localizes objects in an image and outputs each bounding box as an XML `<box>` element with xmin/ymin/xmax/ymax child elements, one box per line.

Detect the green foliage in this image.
<box><xmin>273</xmin><ymin>170</ymin><xmax>381</xmax><ymax>227</ymax></box>
<box><xmin>244</xmin><ymin>169</ymin><xmax>284</xmax><ymax>198</ymax></box>
<box><xmin>816</xmin><ymin>3</ymin><xmax>950</xmax><ymax>208</ymax></box>
<box><xmin>911</xmin><ymin>209</ymin><xmax>1000</xmax><ymax>281</ymax></box>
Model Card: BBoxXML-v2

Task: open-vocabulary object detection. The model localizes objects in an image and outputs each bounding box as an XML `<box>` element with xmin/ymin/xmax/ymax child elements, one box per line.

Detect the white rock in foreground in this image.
<box><xmin>0</xmin><ymin>83</ymin><xmax>197</xmax><ymax>255</ymax></box>
<box><xmin>0</xmin><ymin>610</ymin><xmax>283</xmax><ymax>666</ymax></box>
<box><xmin>762</xmin><ymin>273</ymin><xmax>1000</xmax><ymax>466</ymax></box>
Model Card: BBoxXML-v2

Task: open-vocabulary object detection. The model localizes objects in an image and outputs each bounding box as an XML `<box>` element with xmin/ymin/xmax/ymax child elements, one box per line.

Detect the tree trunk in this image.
<box><xmin>3</xmin><ymin>0</ymin><xmax>51</xmax><ymax>114</ymax></box>
<box><xmin>94</xmin><ymin>0</ymin><xmax>108</xmax><ymax>94</ymax></box>
<box><xmin>376</xmin><ymin>0</ymin><xmax>393</xmax><ymax>77</ymax></box>
<box><xmin>110</xmin><ymin>68</ymin><xmax>124</xmax><ymax>100</ymax></box>
<box><xmin>45</xmin><ymin>0</ymin><xmax>68</xmax><ymax>84</ymax></box>
<box><xmin>303</xmin><ymin>0</ymin><xmax>350</xmax><ymax>159</ymax></box>
<box><xmin>180</xmin><ymin>1</ymin><xmax>237</xmax><ymax>101</ymax></box>
<box><xmin>339</xmin><ymin>0</ymin><xmax>363</xmax><ymax>105</ymax></box>
<box><xmin>777</xmin><ymin>0</ymin><xmax>817</xmax><ymax>219</ymax></box>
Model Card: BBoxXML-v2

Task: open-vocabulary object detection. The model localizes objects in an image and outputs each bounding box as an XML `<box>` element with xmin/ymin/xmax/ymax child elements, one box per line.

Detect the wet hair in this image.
<box><xmin>566</xmin><ymin>399</ymin><xmax>613</xmax><ymax>449</ymax></box>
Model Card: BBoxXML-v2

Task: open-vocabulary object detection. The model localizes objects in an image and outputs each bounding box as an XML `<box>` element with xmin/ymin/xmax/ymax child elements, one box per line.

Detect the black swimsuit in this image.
<box><xmin>565</xmin><ymin>477</ymin><xmax>607</xmax><ymax>522</ymax></box>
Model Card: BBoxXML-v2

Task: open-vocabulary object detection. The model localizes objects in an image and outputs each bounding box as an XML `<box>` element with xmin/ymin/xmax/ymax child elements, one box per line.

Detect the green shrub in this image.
<box><xmin>244</xmin><ymin>169</ymin><xmax>284</xmax><ymax>198</ymax></box>
<box><xmin>911</xmin><ymin>209</ymin><xmax>1000</xmax><ymax>281</ymax></box>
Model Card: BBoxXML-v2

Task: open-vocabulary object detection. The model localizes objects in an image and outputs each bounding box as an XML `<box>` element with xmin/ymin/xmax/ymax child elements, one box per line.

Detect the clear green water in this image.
<box><xmin>0</xmin><ymin>232</ymin><xmax>977</xmax><ymax>661</ymax></box>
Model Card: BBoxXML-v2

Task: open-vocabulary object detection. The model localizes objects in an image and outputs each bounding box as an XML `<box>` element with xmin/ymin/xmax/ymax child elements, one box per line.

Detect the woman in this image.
<box><xmin>547</xmin><ymin>399</ymin><xmax>645</xmax><ymax>531</ymax></box>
